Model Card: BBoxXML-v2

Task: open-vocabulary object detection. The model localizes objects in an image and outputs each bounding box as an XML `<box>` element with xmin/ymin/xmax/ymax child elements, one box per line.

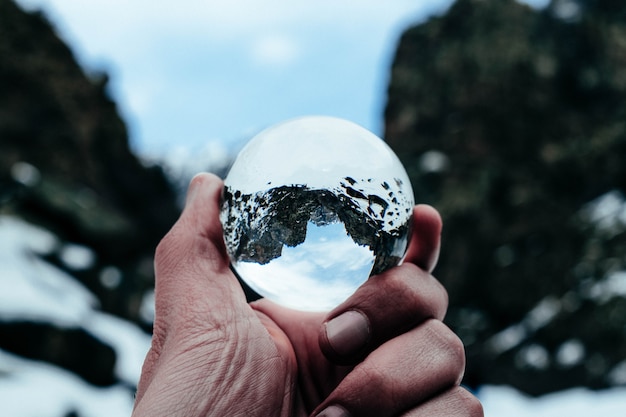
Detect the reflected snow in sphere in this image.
<box><xmin>220</xmin><ymin>116</ymin><xmax>414</xmax><ymax>311</ymax></box>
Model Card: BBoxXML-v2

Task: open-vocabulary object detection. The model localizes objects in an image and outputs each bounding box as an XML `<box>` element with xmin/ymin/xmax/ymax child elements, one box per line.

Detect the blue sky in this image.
<box><xmin>15</xmin><ymin>0</ymin><xmax>548</xmax><ymax>158</ymax></box>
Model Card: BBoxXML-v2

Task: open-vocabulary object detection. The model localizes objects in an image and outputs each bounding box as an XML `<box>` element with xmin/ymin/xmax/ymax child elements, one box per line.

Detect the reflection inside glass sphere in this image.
<box><xmin>220</xmin><ymin>116</ymin><xmax>414</xmax><ymax>311</ymax></box>
<box><xmin>235</xmin><ymin>221</ymin><xmax>375</xmax><ymax>310</ymax></box>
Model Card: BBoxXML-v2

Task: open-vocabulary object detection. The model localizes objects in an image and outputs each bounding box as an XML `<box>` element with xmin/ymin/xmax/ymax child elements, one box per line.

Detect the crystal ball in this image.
<box><xmin>220</xmin><ymin>116</ymin><xmax>414</xmax><ymax>311</ymax></box>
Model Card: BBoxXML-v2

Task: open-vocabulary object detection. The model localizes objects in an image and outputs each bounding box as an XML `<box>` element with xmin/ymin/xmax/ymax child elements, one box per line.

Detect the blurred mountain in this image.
<box><xmin>384</xmin><ymin>0</ymin><xmax>626</xmax><ymax>395</ymax></box>
<box><xmin>0</xmin><ymin>0</ymin><xmax>182</xmax><ymax>318</ymax></box>
<box><xmin>0</xmin><ymin>0</ymin><xmax>180</xmax><ymax>395</ymax></box>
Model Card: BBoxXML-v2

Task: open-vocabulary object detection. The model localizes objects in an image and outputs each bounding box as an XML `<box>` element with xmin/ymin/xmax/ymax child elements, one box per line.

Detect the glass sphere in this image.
<box><xmin>220</xmin><ymin>116</ymin><xmax>414</xmax><ymax>311</ymax></box>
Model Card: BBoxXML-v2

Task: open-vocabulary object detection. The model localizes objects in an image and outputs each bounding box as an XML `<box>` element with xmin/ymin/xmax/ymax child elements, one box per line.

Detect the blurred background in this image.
<box><xmin>1</xmin><ymin>0</ymin><xmax>626</xmax><ymax>415</ymax></box>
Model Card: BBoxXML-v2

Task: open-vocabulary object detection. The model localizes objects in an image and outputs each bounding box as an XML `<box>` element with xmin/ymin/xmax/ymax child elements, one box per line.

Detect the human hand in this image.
<box><xmin>132</xmin><ymin>173</ymin><xmax>483</xmax><ymax>417</ymax></box>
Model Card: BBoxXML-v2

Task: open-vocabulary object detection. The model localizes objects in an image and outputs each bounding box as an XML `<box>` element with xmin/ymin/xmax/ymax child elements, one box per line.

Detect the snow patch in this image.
<box><xmin>480</xmin><ymin>385</ymin><xmax>626</xmax><ymax>416</ymax></box>
<box><xmin>0</xmin><ymin>216</ymin><xmax>98</xmax><ymax>326</ymax></box>
<box><xmin>0</xmin><ymin>215</ymin><xmax>152</xmax><ymax>386</ymax></box>
<box><xmin>0</xmin><ymin>349</ymin><xmax>135</xmax><ymax>417</ymax></box>
<box><xmin>59</xmin><ymin>242</ymin><xmax>97</xmax><ymax>270</ymax></box>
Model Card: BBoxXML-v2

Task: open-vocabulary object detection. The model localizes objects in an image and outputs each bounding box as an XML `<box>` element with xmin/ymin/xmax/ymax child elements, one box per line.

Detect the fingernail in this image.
<box><xmin>325</xmin><ymin>310</ymin><xmax>370</xmax><ymax>357</ymax></box>
<box><xmin>314</xmin><ymin>405</ymin><xmax>351</xmax><ymax>417</ymax></box>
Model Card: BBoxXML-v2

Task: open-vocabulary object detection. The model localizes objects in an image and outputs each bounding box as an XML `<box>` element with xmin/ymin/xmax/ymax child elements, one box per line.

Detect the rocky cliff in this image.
<box><xmin>384</xmin><ymin>0</ymin><xmax>626</xmax><ymax>395</ymax></box>
<box><xmin>0</xmin><ymin>0</ymin><xmax>180</xmax><ymax>389</ymax></box>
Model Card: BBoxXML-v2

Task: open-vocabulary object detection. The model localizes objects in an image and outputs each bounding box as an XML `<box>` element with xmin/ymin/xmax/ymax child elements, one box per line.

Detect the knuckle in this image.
<box><xmin>155</xmin><ymin>220</ymin><xmax>181</xmax><ymax>255</ymax></box>
<box><xmin>154</xmin><ymin>232</ymin><xmax>171</xmax><ymax>262</ymax></box>
<box><xmin>154</xmin><ymin>228</ymin><xmax>178</xmax><ymax>267</ymax></box>
<box><xmin>426</xmin><ymin>320</ymin><xmax>466</xmax><ymax>384</ymax></box>
<box><xmin>454</xmin><ymin>387</ymin><xmax>484</xmax><ymax>417</ymax></box>
<box><xmin>432</xmin><ymin>278</ymin><xmax>449</xmax><ymax>318</ymax></box>
<box><xmin>360</xmin><ymin>363</ymin><xmax>389</xmax><ymax>393</ymax></box>
<box><xmin>379</xmin><ymin>263</ymin><xmax>448</xmax><ymax>318</ymax></box>
<box><xmin>399</xmin><ymin>386</ymin><xmax>483</xmax><ymax>417</ymax></box>
<box><xmin>379</xmin><ymin>263</ymin><xmax>416</xmax><ymax>298</ymax></box>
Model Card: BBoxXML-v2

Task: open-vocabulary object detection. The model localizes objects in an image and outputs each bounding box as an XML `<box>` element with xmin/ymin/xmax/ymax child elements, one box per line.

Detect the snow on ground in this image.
<box><xmin>82</xmin><ymin>313</ymin><xmax>151</xmax><ymax>385</ymax></box>
<box><xmin>0</xmin><ymin>349</ymin><xmax>135</xmax><ymax>417</ymax></box>
<box><xmin>0</xmin><ymin>215</ymin><xmax>152</xmax><ymax>381</ymax></box>
<box><xmin>0</xmin><ymin>215</ymin><xmax>98</xmax><ymax>326</ymax></box>
<box><xmin>0</xmin><ymin>214</ymin><xmax>151</xmax><ymax>415</ymax></box>
<box><xmin>480</xmin><ymin>385</ymin><xmax>626</xmax><ymax>416</ymax></box>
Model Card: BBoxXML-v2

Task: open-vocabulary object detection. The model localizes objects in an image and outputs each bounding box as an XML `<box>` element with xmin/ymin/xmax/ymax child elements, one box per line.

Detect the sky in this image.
<box><xmin>15</xmin><ymin>0</ymin><xmax>549</xmax><ymax>159</ymax></box>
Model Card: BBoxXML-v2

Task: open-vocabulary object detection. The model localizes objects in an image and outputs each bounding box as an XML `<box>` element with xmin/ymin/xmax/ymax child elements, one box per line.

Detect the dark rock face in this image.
<box><xmin>384</xmin><ymin>0</ymin><xmax>626</xmax><ymax>396</ymax></box>
<box><xmin>0</xmin><ymin>0</ymin><xmax>180</xmax><ymax>323</ymax></box>
<box><xmin>0</xmin><ymin>0</ymin><xmax>179</xmax><ymax>263</ymax></box>
<box><xmin>0</xmin><ymin>321</ymin><xmax>117</xmax><ymax>387</ymax></box>
<box><xmin>0</xmin><ymin>0</ymin><xmax>181</xmax><ymax>390</ymax></box>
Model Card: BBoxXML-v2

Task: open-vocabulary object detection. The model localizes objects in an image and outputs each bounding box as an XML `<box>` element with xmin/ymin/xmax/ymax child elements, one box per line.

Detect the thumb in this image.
<box><xmin>153</xmin><ymin>173</ymin><xmax>249</xmax><ymax>335</ymax></box>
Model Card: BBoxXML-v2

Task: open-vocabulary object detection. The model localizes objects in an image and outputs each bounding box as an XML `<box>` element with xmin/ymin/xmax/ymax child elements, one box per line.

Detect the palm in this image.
<box><xmin>252</xmin><ymin>301</ymin><xmax>350</xmax><ymax>416</ymax></box>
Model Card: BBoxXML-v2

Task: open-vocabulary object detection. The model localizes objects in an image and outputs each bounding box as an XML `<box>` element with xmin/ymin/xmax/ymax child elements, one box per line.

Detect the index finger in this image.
<box><xmin>403</xmin><ymin>204</ymin><xmax>442</xmax><ymax>273</ymax></box>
